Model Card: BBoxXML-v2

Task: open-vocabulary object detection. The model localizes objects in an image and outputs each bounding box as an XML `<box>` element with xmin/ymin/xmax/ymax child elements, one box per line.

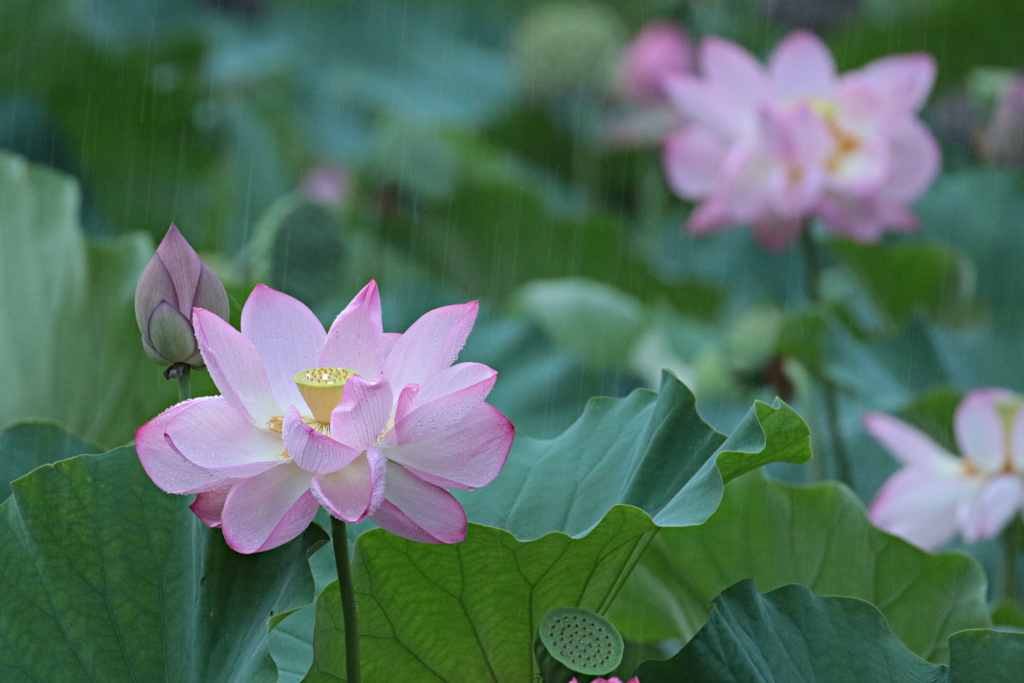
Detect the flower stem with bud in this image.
<box><xmin>331</xmin><ymin>517</ymin><xmax>361</xmax><ymax>683</ymax></box>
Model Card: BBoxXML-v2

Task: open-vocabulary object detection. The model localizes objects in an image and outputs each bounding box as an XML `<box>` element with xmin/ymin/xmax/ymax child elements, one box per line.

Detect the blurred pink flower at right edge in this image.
<box><xmin>663</xmin><ymin>31</ymin><xmax>941</xmax><ymax>251</ymax></box>
<box><xmin>866</xmin><ymin>389</ymin><xmax>1024</xmax><ymax>551</ymax></box>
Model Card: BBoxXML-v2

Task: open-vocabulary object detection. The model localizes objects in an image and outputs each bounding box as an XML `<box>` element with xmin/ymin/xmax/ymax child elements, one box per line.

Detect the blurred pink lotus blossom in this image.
<box><xmin>621</xmin><ymin>21</ymin><xmax>692</xmax><ymax>103</ymax></box>
<box><xmin>136</xmin><ymin>281</ymin><xmax>514</xmax><ymax>553</ymax></box>
<box><xmin>663</xmin><ymin>31</ymin><xmax>940</xmax><ymax>250</ymax></box>
<box><xmin>981</xmin><ymin>74</ymin><xmax>1024</xmax><ymax>166</ymax></box>
<box><xmin>300</xmin><ymin>163</ymin><xmax>350</xmax><ymax>206</ymax></box>
<box><xmin>866</xmin><ymin>388</ymin><xmax>1024</xmax><ymax>550</ymax></box>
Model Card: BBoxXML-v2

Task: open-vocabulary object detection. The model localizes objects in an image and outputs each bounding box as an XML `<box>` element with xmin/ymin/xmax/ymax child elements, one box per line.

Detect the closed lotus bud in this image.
<box><xmin>513</xmin><ymin>1</ymin><xmax>626</xmax><ymax>96</ymax></box>
<box><xmin>620</xmin><ymin>21</ymin><xmax>692</xmax><ymax>103</ymax></box>
<box><xmin>982</xmin><ymin>74</ymin><xmax>1024</xmax><ymax>166</ymax></box>
<box><xmin>134</xmin><ymin>224</ymin><xmax>229</xmax><ymax>368</ymax></box>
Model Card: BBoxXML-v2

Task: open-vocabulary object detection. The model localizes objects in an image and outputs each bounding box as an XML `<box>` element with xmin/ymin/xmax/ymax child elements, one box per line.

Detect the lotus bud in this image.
<box><xmin>512</xmin><ymin>2</ymin><xmax>626</xmax><ymax>96</ymax></box>
<box><xmin>982</xmin><ymin>74</ymin><xmax>1024</xmax><ymax>166</ymax></box>
<box><xmin>134</xmin><ymin>224</ymin><xmax>229</xmax><ymax>370</ymax></box>
<box><xmin>620</xmin><ymin>21</ymin><xmax>692</xmax><ymax>103</ymax></box>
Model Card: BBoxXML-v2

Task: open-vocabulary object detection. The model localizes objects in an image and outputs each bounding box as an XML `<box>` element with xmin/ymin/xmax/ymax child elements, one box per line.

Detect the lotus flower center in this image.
<box><xmin>294</xmin><ymin>367</ymin><xmax>356</xmax><ymax>425</ymax></box>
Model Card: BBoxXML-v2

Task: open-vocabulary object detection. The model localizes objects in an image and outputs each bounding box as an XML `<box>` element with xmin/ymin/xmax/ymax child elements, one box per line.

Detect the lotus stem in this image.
<box><xmin>331</xmin><ymin>517</ymin><xmax>361</xmax><ymax>683</ymax></box>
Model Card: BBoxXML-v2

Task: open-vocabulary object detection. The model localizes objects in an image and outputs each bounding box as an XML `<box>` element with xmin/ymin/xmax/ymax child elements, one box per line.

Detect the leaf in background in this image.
<box><xmin>512</xmin><ymin>277</ymin><xmax>646</xmax><ymax>368</ymax></box>
<box><xmin>829</xmin><ymin>239</ymin><xmax>981</xmax><ymax>330</ymax></box>
<box><xmin>0</xmin><ymin>442</ymin><xmax>327</xmax><ymax>682</ymax></box>
<box><xmin>379</xmin><ymin>177</ymin><xmax>722</xmax><ymax>319</ymax></box>
<box><xmin>947</xmin><ymin>629</ymin><xmax>1024</xmax><ymax>681</ymax></box>
<box><xmin>304</xmin><ymin>507</ymin><xmax>659</xmax><ymax>683</ymax></box>
<box><xmin>831</xmin><ymin>0</ymin><xmax>1024</xmax><ymax>86</ymax></box>
<box><xmin>636</xmin><ymin>580</ymin><xmax>943</xmax><ymax>682</ymax></box>
<box><xmin>462</xmin><ymin>371</ymin><xmax>811</xmax><ymax>540</ymax></box>
<box><xmin>0</xmin><ymin>151</ymin><xmax>176</xmax><ymax>447</ymax></box>
<box><xmin>0</xmin><ymin>422</ymin><xmax>98</xmax><ymax>500</ymax></box>
<box><xmin>609</xmin><ymin>473</ymin><xmax>990</xmax><ymax>663</ymax></box>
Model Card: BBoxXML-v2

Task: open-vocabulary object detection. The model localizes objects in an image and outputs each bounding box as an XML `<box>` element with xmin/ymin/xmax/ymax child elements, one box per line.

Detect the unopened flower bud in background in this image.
<box><xmin>300</xmin><ymin>163</ymin><xmax>351</xmax><ymax>207</ymax></box>
<box><xmin>620</xmin><ymin>21</ymin><xmax>692</xmax><ymax>103</ymax></box>
<box><xmin>134</xmin><ymin>224</ymin><xmax>229</xmax><ymax>371</ymax></box>
<box><xmin>981</xmin><ymin>74</ymin><xmax>1024</xmax><ymax>166</ymax></box>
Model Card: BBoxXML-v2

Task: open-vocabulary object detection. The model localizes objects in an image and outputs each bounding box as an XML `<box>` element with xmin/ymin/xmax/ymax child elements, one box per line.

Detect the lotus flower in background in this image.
<box><xmin>981</xmin><ymin>73</ymin><xmax>1024</xmax><ymax>166</ymax></box>
<box><xmin>135</xmin><ymin>281</ymin><xmax>514</xmax><ymax>553</ymax></box>
<box><xmin>663</xmin><ymin>31</ymin><xmax>940</xmax><ymax>250</ymax></box>
<box><xmin>134</xmin><ymin>224</ymin><xmax>229</xmax><ymax>368</ymax></box>
<box><xmin>866</xmin><ymin>388</ymin><xmax>1024</xmax><ymax>550</ymax></box>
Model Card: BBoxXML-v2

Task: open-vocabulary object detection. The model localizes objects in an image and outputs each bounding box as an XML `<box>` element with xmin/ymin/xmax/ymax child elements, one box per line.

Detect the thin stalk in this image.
<box><xmin>331</xmin><ymin>517</ymin><xmax>361</xmax><ymax>683</ymax></box>
<box><xmin>800</xmin><ymin>229</ymin><xmax>853</xmax><ymax>487</ymax></box>
<box><xmin>1002</xmin><ymin>518</ymin><xmax>1022</xmax><ymax>605</ymax></box>
<box><xmin>178</xmin><ymin>365</ymin><xmax>191</xmax><ymax>402</ymax></box>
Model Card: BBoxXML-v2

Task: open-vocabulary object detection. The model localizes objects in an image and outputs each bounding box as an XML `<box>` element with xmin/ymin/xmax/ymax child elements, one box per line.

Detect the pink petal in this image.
<box><xmin>156</xmin><ymin>224</ymin><xmax>203</xmax><ymax>318</ymax></box>
<box><xmin>663</xmin><ymin>127</ymin><xmax>728</xmax><ymax>199</ymax></box>
<box><xmin>956</xmin><ymin>475</ymin><xmax>1024</xmax><ymax>543</ymax></box>
<box><xmin>383</xmin><ymin>403</ymin><xmax>514</xmax><ymax>490</ymax></box>
<box><xmin>384</xmin><ymin>302</ymin><xmax>478</xmax><ymax>392</ymax></box>
<box><xmin>311</xmin><ymin>446</ymin><xmax>386</xmax><ymax>522</ymax></box>
<box><xmin>664</xmin><ymin>76</ymin><xmax>750</xmax><ymax>142</ymax></box>
<box><xmin>855</xmin><ymin>53</ymin><xmax>936</xmax><ymax>114</ymax></box>
<box><xmin>389</xmin><ymin>363</ymin><xmax>497</xmax><ymax>444</ymax></box>
<box><xmin>190</xmin><ymin>485</ymin><xmax>232</xmax><ymax>527</ymax></box>
<box><xmin>329</xmin><ymin>375</ymin><xmax>394</xmax><ymax>450</ymax></box>
<box><xmin>768</xmin><ymin>31</ymin><xmax>836</xmax><ymax>101</ymax></box>
<box><xmin>134</xmin><ymin>257</ymin><xmax>175</xmax><ymax>332</ymax></box>
<box><xmin>369</xmin><ymin>465</ymin><xmax>467</xmax><ymax>543</ymax></box>
<box><xmin>880</xmin><ymin>118</ymin><xmax>940</xmax><ymax>203</ymax></box>
<box><xmin>241</xmin><ymin>284</ymin><xmax>326</xmax><ymax>412</ymax></box>
<box><xmin>701</xmin><ymin>36</ymin><xmax>763</xmax><ymax>113</ymax></box>
<box><xmin>220</xmin><ymin>463</ymin><xmax>317</xmax><ymax>553</ymax></box>
<box><xmin>870</xmin><ymin>468</ymin><xmax>975</xmax><ymax>550</ymax></box>
<box><xmin>135</xmin><ymin>398</ymin><xmax>233</xmax><ymax>494</ymax></box>
<box><xmin>752</xmin><ymin>215</ymin><xmax>804</xmax><ymax>252</ymax></box>
<box><xmin>164</xmin><ymin>396</ymin><xmax>285</xmax><ymax>476</ymax></box>
<box><xmin>816</xmin><ymin>193</ymin><xmax>886</xmax><ymax>242</ymax></box>
<box><xmin>193</xmin><ymin>308</ymin><xmax>280</xmax><ymax>425</ymax></box>
<box><xmin>410</xmin><ymin>362</ymin><xmax>498</xmax><ymax>408</ymax></box>
<box><xmin>1011</xmin><ymin>408</ymin><xmax>1024</xmax><ymax>472</ymax></box>
<box><xmin>825</xmin><ymin>135</ymin><xmax>890</xmax><ymax>196</ymax></box>
<box><xmin>864</xmin><ymin>411</ymin><xmax>961</xmax><ymax>472</ymax></box>
<box><xmin>283</xmin><ymin>406</ymin><xmax>361</xmax><ymax>474</ymax></box>
<box><xmin>320</xmin><ymin>281</ymin><xmax>385</xmax><ymax>378</ymax></box>
<box><xmin>955</xmin><ymin>389</ymin><xmax>1016</xmax><ymax>473</ymax></box>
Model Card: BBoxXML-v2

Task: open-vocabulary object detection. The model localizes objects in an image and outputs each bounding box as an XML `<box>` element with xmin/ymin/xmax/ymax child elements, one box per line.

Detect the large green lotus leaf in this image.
<box><xmin>636</xmin><ymin>581</ymin><xmax>951</xmax><ymax>682</ymax></box>
<box><xmin>0</xmin><ymin>421</ymin><xmax>98</xmax><ymax>500</ymax></box>
<box><xmin>610</xmin><ymin>473</ymin><xmax>990</xmax><ymax>663</ymax></box>
<box><xmin>0</xmin><ymin>151</ymin><xmax>176</xmax><ymax>447</ymax></box>
<box><xmin>0</xmin><ymin>443</ymin><xmax>326</xmax><ymax>682</ymax></box>
<box><xmin>462</xmin><ymin>371</ymin><xmax>811</xmax><ymax>540</ymax></box>
<box><xmin>303</xmin><ymin>506</ymin><xmax>660</xmax><ymax>683</ymax></box>
<box><xmin>946</xmin><ymin>629</ymin><xmax>1024</xmax><ymax>682</ymax></box>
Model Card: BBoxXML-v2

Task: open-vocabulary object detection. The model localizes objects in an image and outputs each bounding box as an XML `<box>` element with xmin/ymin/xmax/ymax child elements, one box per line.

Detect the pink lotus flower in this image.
<box><xmin>866</xmin><ymin>388</ymin><xmax>1024</xmax><ymax>550</ymax></box>
<box><xmin>663</xmin><ymin>31</ymin><xmax>940</xmax><ymax>250</ymax></box>
<box><xmin>135</xmin><ymin>281</ymin><xmax>514</xmax><ymax>553</ymax></box>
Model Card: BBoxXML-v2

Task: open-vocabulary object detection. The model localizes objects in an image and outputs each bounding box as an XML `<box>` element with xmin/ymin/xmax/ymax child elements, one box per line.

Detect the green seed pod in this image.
<box><xmin>534</xmin><ymin>606</ymin><xmax>623</xmax><ymax>682</ymax></box>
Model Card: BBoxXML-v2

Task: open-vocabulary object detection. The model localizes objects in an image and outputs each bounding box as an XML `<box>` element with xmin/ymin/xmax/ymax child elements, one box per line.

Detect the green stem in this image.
<box><xmin>331</xmin><ymin>517</ymin><xmax>361</xmax><ymax>683</ymax></box>
<box><xmin>800</xmin><ymin>229</ymin><xmax>853</xmax><ymax>488</ymax></box>
<box><xmin>178</xmin><ymin>365</ymin><xmax>191</xmax><ymax>402</ymax></box>
<box><xmin>1002</xmin><ymin>518</ymin><xmax>1022</xmax><ymax>605</ymax></box>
